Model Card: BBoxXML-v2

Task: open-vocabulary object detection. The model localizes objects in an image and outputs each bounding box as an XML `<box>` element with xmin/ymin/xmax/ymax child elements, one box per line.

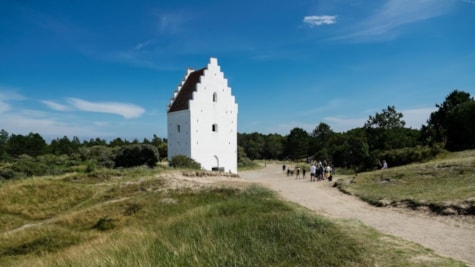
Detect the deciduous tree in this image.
<box><xmin>365</xmin><ymin>105</ymin><xmax>405</xmax><ymax>129</ymax></box>
<box><xmin>285</xmin><ymin>127</ymin><xmax>309</xmax><ymax>160</ymax></box>
<box><xmin>422</xmin><ymin>90</ymin><xmax>473</xmax><ymax>147</ymax></box>
<box><xmin>446</xmin><ymin>100</ymin><xmax>475</xmax><ymax>151</ymax></box>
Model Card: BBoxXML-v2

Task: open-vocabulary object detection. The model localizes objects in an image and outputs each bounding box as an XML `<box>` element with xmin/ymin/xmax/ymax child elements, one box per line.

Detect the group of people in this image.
<box><xmin>283</xmin><ymin>161</ymin><xmax>333</xmax><ymax>182</ymax></box>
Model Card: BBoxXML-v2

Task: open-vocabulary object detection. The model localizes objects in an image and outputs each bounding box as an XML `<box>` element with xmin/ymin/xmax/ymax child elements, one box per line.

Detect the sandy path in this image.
<box><xmin>240</xmin><ymin>164</ymin><xmax>475</xmax><ymax>266</ymax></box>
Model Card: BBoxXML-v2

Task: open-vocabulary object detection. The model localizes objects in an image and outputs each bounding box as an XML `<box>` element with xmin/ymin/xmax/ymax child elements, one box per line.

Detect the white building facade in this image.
<box><xmin>167</xmin><ymin>58</ymin><xmax>238</xmax><ymax>173</ymax></box>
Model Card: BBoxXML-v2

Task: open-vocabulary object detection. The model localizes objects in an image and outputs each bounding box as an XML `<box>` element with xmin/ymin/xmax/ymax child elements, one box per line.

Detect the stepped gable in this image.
<box><xmin>168</xmin><ymin>68</ymin><xmax>205</xmax><ymax>113</ymax></box>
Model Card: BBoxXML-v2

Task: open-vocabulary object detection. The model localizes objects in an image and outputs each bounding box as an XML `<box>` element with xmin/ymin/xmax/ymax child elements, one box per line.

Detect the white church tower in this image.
<box><xmin>167</xmin><ymin>57</ymin><xmax>238</xmax><ymax>173</ymax></box>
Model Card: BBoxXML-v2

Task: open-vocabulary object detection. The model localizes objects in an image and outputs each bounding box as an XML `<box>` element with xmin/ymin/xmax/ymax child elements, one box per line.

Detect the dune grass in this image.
<box><xmin>337</xmin><ymin>150</ymin><xmax>475</xmax><ymax>212</ymax></box>
<box><xmin>0</xmin><ymin>167</ymin><xmax>466</xmax><ymax>266</ymax></box>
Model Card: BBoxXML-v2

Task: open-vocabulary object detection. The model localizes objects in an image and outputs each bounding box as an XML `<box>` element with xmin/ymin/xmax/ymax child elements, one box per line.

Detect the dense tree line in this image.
<box><xmin>1</xmin><ymin>89</ymin><xmax>473</xmax><ymax>179</ymax></box>
<box><xmin>238</xmin><ymin>90</ymin><xmax>474</xmax><ymax>171</ymax></box>
<box><xmin>0</xmin><ymin>133</ymin><xmax>167</xmax><ymax>161</ymax></box>
<box><xmin>0</xmin><ymin>133</ymin><xmax>167</xmax><ymax>180</ymax></box>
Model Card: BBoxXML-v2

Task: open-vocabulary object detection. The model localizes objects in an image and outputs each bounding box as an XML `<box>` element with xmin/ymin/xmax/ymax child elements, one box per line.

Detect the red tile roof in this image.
<box><xmin>168</xmin><ymin>68</ymin><xmax>205</xmax><ymax>113</ymax></box>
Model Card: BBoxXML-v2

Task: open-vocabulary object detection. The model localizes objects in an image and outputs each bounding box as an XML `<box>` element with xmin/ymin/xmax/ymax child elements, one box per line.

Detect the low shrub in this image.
<box><xmin>114</xmin><ymin>144</ymin><xmax>159</xmax><ymax>168</ymax></box>
<box><xmin>0</xmin><ymin>168</ymin><xmax>18</xmax><ymax>180</ymax></box>
<box><xmin>378</xmin><ymin>146</ymin><xmax>443</xmax><ymax>167</ymax></box>
<box><xmin>168</xmin><ymin>155</ymin><xmax>201</xmax><ymax>169</ymax></box>
<box><xmin>238</xmin><ymin>156</ymin><xmax>258</xmax><ymax>169</ymax></box>
<box><xmin>79</xmin><ymin>146</ymin><xmax>115</xmax><ymax>168</ymax></box>
<box><xmin>93</xmin><ymin>217</ymin><xmax>116</xmax><ymax>231</ymax></box>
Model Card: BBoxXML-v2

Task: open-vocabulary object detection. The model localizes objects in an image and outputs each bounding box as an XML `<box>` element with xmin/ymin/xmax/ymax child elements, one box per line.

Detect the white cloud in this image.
<box><xmin>0</xmin><ymin>113</ymin><xmax>112</xmax><ymax>139</ymax></box>
<box><xmin>0</xmin><ymin>89</ymin><xmax>25</xmax><ymax>101</ymax></box>
<box><xmin>0</xmin><ymin>91</ymin><xmax>152</xmax><ymax>140</ymax></box>
<box><xmin>134</xmin><ymin>41</ymin><xmax>151</xmax><ymax>51</ymax></box>
<box><xmin>304</xmin><ymin>15</ymin><xmax>337</xmax><ymax>27</ymax></box>
<box><xmin>401</xmin><ymin>107</ymin><xmax>436</xmax><ymax>129</ymax></box>
<box><xmin>320</xmin><ymin>107</ymin><xmax>435</xmax><ymax>132</ymax></box>
<box><xmin>155</xmin><ymin>10</ymin><xmax>193</xmax><ymax>34</ymax></box>
<box><xmin>67</xmin><ymin>97</ymin><xmax>145</xmax><ymax>119</ymax></box>
<box><xmin>339</xmin><ymin>0</ymin><xmax>453</xmax><ymax>41</ymax></box>
<box><xmin>0</xmin><ymin>89</ymin><xmax>25</xmax><ymax>114</ymax></box>
<box><xmin>323</xmin><ymin>116</ymin><xmax>366</xmax><ymax>132</ymax></box>
<box><xmin>40</xmin><ymin>100</ymin><xmax>69</xmax><ymax>111</ymax></box>
<box><xmin>0</xmin><ymin>99</ymin><xmax>11</xmax><ymax>113</ymax></box>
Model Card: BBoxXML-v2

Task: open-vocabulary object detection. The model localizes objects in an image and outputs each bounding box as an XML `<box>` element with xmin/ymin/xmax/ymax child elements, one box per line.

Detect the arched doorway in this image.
<box><xmin>212</xmin><ymin>155</ymin><xmax>223</xmax><ymax>171</ymax></box>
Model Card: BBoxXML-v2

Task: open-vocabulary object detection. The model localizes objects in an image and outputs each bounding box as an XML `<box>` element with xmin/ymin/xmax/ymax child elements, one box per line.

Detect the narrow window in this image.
<box><xmin>213</xmin><ymin>92</ymin><xmax>217</xmax><ymax>102</ymax></box>
<box><xmin>212</xmin><ymin>124</ymin><xmax>218</xmax><ymax>132</ymax></box>
<box><xmin>177</xmin><ymin>124</ymin><xmax>181</xmax><ymax>133</ymax></box>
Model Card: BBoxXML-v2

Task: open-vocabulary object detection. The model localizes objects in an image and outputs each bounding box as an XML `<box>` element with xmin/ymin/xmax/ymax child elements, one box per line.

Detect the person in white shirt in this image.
<box><xmin>310</xmin><ymin>163</ymin><xmax>317</xmax><ymax>182</ymax></box>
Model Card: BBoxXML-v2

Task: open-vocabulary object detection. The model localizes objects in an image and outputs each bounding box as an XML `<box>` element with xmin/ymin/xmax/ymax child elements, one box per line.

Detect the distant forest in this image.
<box><xmin>1</xmin><ymin>90</ymin><xmax>474</xmax><ymax>179</ymax></box>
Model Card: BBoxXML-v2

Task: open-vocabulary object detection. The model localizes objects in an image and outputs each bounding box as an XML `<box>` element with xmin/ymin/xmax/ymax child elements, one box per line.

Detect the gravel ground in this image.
<box><xmin>240</xmin><ymin>164</ymin><xmax>475</xmax><ymax>267</ymax></box>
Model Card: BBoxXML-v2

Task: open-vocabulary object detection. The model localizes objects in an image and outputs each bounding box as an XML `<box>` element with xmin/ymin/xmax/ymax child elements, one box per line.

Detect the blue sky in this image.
<box><xmin>1</xmin><ymin>0</ymin><xmax>474</xmax><ymax>141</ymax></box>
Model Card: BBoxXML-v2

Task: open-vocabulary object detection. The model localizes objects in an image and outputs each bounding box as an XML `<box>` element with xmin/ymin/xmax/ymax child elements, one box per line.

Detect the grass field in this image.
<box><xmin>0</xmin><ymin>165</ymin><xmax>468</xmax><ymax>266</ymax></box>
<box><xmin>335</xmin><ymin>150</ymin><xmax>475</xmax><ymax>215</ymax></box>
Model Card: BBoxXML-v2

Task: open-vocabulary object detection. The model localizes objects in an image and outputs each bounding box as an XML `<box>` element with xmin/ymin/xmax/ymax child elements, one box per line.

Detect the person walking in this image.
<box><xmin>310</xmin><ymin>163</ymin><xmax>316</xmax><ymax>182</ymax></box>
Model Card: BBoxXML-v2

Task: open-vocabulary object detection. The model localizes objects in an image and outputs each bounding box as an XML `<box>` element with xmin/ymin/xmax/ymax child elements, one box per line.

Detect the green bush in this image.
<box><xmin>12</xmin><ymin>155</ymin><xmax>48</xmax><ymax>177</ymax></box>
<box><xmin>13</xmin><ymin>154</ymin><xmax>73</xmax><ymax>177</ymax></box>
<box><xmin>0</xmin><ymin>168</ymin><xmax>18</xmax><ymax>180</ymax></box>
<box><xmin>114</xmin><ymin>144</ymin><xmax>159</xmax><ymax>168</ymax></box>
<box><xmin>92</xmin><ymin>217</ymin><xmax>116</xmax><ymax>231</ymax></box>
<box><xmin>168</xmin><ymin>155</ymin><xmax>201</xmax><ymax>169</ymax></box>
<box><xmin>378</xmin><ymin>146</ymin><xmax>443</xmax><ymax>167</ymax></box>
<box><xmin>85</xmin><ymin>160</ymin><xmax>96</xmax><ymax>173</ymax></box>
<box><xmin>238</xmin><ymin>156</ymin><xmax>258</xmax><ymax>169</ymax></box>
<box><xmin>79</xmin><ymin>146</ymin><xmax>115</xmax><ymax>168</ymax></box>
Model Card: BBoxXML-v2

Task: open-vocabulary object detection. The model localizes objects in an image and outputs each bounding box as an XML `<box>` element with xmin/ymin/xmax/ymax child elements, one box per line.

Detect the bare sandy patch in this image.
<box><xmin>240</xmin><ymin>163</ymin><xmax>475</xmax><ymax>267</ymax></box>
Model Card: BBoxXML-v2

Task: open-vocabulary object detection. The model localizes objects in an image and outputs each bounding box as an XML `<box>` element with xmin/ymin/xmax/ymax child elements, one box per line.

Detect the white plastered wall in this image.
<box><xmin>188</xmin><ymin>58</ymin><xmax>238</xmax><ymax>173</ymax></box>
<box><xmin>167</xmin><ymin>57</ymin><xmax>238</xmax><ymax>173</ymax></box>
<box><xmin>167</xmin><ymin>110</ymin><xmax>191</xmax><ymax>160</ymax></box>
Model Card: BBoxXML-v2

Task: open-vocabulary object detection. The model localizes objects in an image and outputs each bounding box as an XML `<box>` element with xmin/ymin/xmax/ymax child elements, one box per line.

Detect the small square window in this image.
<box><xmin>212</xmin><ymin>124</ymin><xmax>218</xmax><ymax>132</ymax></box>
<box><xmin>177</xmin><ymin>125</ymin><xmax>181</xmax><ymax>133</ymax></box>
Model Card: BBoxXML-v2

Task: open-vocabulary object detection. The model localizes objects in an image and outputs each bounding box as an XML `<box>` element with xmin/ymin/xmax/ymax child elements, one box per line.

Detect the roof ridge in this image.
<box><xmin>167</xmin><ymin>67</ymin><xmax>206</xmax><ymax>113</ymax></box>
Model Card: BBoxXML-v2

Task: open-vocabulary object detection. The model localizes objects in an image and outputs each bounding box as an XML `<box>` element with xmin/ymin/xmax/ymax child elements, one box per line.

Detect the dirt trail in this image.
<box><xmin>240</xmin><ymin>164</ymin><xmax>475</xmax><ymax>267</ymax></box>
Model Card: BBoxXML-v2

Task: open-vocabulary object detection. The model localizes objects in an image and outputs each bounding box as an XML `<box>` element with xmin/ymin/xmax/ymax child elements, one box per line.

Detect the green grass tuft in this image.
<box><xmin>337</xmin><ymin>150</ymin><xmax>475</xmax><ymax>214</ymax></box>
<box><xmin>0</xmin><ymin>166</ymin><xmax>467</xmax><ymax>266</ymax></box>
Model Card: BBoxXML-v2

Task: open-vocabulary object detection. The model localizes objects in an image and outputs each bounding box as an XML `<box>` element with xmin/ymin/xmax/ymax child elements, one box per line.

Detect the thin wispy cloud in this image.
<box><xmin>108</xmin><ymin>50</ymin><xmax>163</xmax><ymax>70</ymax></box>
<box><xmin>338</xmin><ymin>0</ymin><xmax>453</xmax><ymax>41</ymax></box>
<box><xmin>0</xmin><ymin>89</ymin><xmax>25</xmax><ymax>101</ymax></box>
<box><xmin>67</xmin><ymin>98</ymin><xmax>145</xmax><ymax>119</ymax></box>
<box><xmin>0</xmin><ymin>89</ymin><xmax>25</xmax><ymax>113</ymax></box>
<box><xmin>304</xmin><ymin>15</ymin><xmax>337</xmax><ymax>27</ymax></box>
<box><xmin>79</xmin><ymin>45</ymin><xmax>181</xmax><ymax>71</ymax></box>
<box><xmin>300</xmin><ymin>99</ymin><xmax>344</xmax><ymax>116</ymax></box>
<box><xmin>134</xmin><ymin>40</ymin><xmax>151</xmax><ymax>51</ymax></box>
<box><xmin>1</xmin><ymin>113</ymin><xmax>111</xmax><ymax>138</ymax></box>
<box><xmin>0</xmin><ymin>92</ymin><xmax>148</xmax><ymax>139</ymax></box>
<box><xmin>155</xmin><ymin>10</ymin><xmax>193</xmax><ymax>34</ymax></box>
<box><xmin>40</xmin><ymin>100</ymin><xmax>69</xmax><ymax>111</ymax></box>
<box><xmin>0</xmin><ymin>94</ymin><xmax>11</xmax><ymax>114</ymax></box>
<box><xmin>25</xmin><ymin>7</ymin><xmax>91</xmax><ymax>45</ymax></box>
<box><xmin>0</xmin><ymin>99</ymin><xmax>10</xmax><ymax>113</ymax></box>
